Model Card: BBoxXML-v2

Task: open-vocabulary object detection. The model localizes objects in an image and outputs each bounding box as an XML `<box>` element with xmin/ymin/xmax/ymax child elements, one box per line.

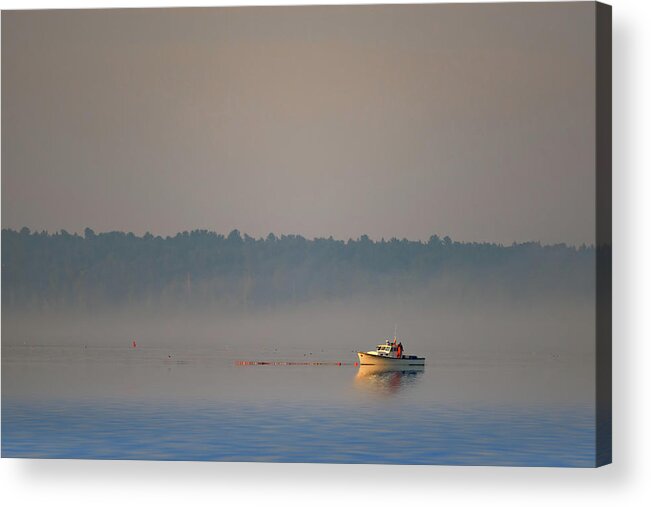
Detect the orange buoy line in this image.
<box><xmin>235</xmin><ymin>360</ymin><xmax>359</xmax><ymax>367</ymax></box>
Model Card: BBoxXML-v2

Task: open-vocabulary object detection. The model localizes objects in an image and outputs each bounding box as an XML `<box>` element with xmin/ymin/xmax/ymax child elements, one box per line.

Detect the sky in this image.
<box><xmin>1</xmin><ymin>3</ymin><xmax>596</xmax><ymax>245</ymax></box>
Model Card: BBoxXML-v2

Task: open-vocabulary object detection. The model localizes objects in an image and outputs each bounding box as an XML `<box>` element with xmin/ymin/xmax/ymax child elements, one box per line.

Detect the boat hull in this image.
<box><xmin>357</xmin><ymin>352</ymin><xmax>425</xmax><ymax>368</ymax></box>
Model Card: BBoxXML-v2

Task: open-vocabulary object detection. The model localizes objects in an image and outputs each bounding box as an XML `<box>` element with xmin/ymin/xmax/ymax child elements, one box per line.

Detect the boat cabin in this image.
<box><xmin>375</xmin><ymin>340</ymin><xmax>403</xmax><ymax>358</ymax></box>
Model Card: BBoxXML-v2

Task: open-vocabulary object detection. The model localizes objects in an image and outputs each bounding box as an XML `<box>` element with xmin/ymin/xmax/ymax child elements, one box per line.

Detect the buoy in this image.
<box><xmin>132</xmin><ymin>340</ymin><xmax>137</xmax><ymax>348</ymax></box>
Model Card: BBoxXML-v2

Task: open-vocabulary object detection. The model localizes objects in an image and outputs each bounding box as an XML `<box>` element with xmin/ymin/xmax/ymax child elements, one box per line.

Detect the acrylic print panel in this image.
<box><xmin>1</xmin><ymin>2</ymin><xmax>611</xmax><ymax>466</ymax></box>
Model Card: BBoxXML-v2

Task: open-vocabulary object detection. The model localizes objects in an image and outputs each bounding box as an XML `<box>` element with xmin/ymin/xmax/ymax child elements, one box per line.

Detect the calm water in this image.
<box><xmin>2</xmin><ymin>344</ymin><xmax>597</xmax><ymax>466</ymax></box>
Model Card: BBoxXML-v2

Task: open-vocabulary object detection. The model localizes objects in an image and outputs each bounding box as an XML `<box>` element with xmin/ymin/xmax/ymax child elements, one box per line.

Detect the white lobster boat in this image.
<box><xmin>357</xmin><ymin>336</ymin><xmax>425</xmax><ymax>368</ymax></box>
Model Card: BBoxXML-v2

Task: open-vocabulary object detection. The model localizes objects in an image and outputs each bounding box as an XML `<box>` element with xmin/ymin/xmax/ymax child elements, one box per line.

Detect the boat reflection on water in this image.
<box><xmin>354</xmin><ymin>364</ymin><xmax>425</xmax><ymax>397</ymax></box>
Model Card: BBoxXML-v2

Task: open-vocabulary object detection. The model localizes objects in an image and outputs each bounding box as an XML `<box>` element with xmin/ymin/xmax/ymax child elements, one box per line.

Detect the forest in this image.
<box><xmin>2</xmin><ymin>227</ymin><xmax>596</xmax><ymax>311</ymax></box>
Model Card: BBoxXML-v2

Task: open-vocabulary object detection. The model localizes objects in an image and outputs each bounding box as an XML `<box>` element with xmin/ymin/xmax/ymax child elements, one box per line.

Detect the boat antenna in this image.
<box><xmin>394</xmin><ymin>325</ymin><xmax>397</xmax><ymax>343</ymax></box>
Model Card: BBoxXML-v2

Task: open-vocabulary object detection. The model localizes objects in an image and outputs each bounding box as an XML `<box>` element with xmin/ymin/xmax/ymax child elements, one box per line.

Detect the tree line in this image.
<box><xmin>1</xmin><ymin>227</ymin><xmax>596</xmax><ymax>311</ymax></box>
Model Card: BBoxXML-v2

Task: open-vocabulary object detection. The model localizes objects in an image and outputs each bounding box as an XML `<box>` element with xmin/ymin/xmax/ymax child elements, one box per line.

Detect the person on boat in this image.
<box><xmin>397</xmin><ymin>342</ymin><xmax>403</xmax><ymax>358</ymax></box>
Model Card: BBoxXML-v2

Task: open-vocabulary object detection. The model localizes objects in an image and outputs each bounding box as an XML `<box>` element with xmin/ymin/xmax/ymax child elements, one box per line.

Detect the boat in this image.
<box><xmin>357</xmin><ymin>334</ymin><xmax>425</xmax><ymax>368</ymax></box>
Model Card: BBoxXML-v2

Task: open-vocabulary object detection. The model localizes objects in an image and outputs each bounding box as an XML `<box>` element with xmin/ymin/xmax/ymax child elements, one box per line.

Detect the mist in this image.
<box><xmin>2</xmin><ymin>285</ymin><xmax>594</xmax><ymax>356</ymax></box>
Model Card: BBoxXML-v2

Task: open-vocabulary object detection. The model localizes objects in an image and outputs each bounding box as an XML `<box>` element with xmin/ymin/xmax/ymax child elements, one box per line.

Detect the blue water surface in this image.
<box><xmin>2</xmin><ymin>345</ymin><xmax>598</xmax><ymax>466</ymax></box>
<box><xmin>2</xmin><ymin>398</ymin><xmax>595</xmax><ymax>466</ymax></box>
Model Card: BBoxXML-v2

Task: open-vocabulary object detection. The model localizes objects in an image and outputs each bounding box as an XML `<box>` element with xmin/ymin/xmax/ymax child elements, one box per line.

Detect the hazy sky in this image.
<box><xmin>2</xmin><ymin>3</ymin><xmax>596</xmax><ymax>245</ymax></box>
